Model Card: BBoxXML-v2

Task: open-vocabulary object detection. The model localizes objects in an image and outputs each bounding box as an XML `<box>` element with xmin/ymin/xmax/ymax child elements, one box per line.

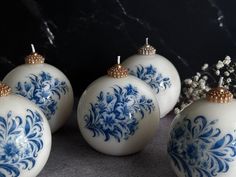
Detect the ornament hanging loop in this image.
<box><xmin>31</xmin><ymin>44</ymin><xmax>36</xmax><ymax>53</ymax></box>
<box><xmin>219</xmin><ymin>77</ymin><xmax>224</xmax><ymax>87</ymax></box>
<box><xmin>146</xmin><ymin>37</ymin><xmax>149</xmax><ymax>45</ymax></box>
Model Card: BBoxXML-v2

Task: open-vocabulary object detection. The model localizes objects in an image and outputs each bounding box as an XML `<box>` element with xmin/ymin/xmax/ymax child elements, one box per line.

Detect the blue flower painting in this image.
<box><xmin>130</xmin><ymin>65</ymin><xmax>171</xmax><ymax>93</ymax></box>
<box><xmin>15</xmin><ymin>72</ymin><xmax>68</xmax><ymax>120</ymax></box>
<box><xmin>168</xmin><ymin>116</ymin><xmax>236</xmax><ymax>177</ymax></box>
<box><xmin>0</xmin><ymin>110</ymin><xmax>44</xmax><ymax>177</ymax></box>
<box><xmin>84</xmin><ymin>84</ymin><xmax>155</xmax><ymax>142</ymax></box>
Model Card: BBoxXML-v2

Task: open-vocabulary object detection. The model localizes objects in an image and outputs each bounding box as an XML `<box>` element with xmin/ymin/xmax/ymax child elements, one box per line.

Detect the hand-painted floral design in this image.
<box><xmin>15</xmin><ymin>71</ymin><xmax>68</xmax><ymax>120</ymax></box>
<box><xmin>129</xmin><ymin>65</ymin><xmax>171</xmax><ymax>93</ymax></box>
<box><xmin>168</xmin><ymin>115</ymin><xmax>236</xmax><ymax>177</ymax></box>
<box><xmin>0</xmin><ymin>110</ymin><xmax>44</xmax><ymax>177</ymax></box>
<box><xmin>84</xmin><ymin>84</ymin><xmax>155</xmax><ymax>142</ymax></box>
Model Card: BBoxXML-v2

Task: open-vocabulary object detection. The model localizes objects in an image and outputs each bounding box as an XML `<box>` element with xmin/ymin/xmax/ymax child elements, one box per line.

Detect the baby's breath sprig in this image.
<box><xmin>175</xmin><ymin>56</ymin><xmax>235</xmax><ymax>114</ymax></box>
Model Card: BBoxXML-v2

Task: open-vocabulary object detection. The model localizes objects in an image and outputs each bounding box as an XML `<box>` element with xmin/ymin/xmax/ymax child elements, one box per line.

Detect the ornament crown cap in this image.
<box><xmin>206</xmin><ymin>77</ymin><xmax>233</xmax><ymax>103</ymax></box>
<box><xmin>25</xmin><ymin>44</ymin><xmax>45</xmax><ymax>64</ymax></box>
<box><xmin>107</xmin><ymin>56</ymin><xmax>128</xmax><ymax>78</ymax></box>
<box><xmin>138</xmin><ymin>38</ymin><xmax>156</xmax><ymax>55</ymax></box>
<box><xmin>0</xmin><ymin>82</ymin><xmax>11</xmax><ymax>97</ymax></box>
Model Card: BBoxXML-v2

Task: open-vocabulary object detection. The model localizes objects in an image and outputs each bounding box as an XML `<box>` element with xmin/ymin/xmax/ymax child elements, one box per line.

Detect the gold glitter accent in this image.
<box><xmin>0</xmin><ymin>83</ymin><xmax>11</xmax><ymax>97</ymax></box>
<box><xmin>138</xmin><ymin>38</ymin><xmax>156</xmax><ymax>55</ymax></box>
<box><xmin>107</xmin><ymin>64</ymin><xmax>128</xmax><ymax>78</ymax></box>
<box><xmin>206</xmin><ymin>87</ymin><xmax>233</xmax><ymax>103</ymax></box>
<box><xmin>25</xmin><ymin>52</ymin><xmax>45</xmax><ymax>64</ymax></box>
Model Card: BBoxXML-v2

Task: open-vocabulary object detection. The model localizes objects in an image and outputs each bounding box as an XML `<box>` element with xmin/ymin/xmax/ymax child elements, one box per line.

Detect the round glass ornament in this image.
<box><xmin>167</xmin><ymin>78</ymin><xmax>236</xmax><ymax>177</ymax></box>
<box><xmin>77</xmin><ymin>57</ymin><xmax>160</xmax><ymax>156</ymax></box>
<box><xmin>0</xmin><ymin>82</ymin><xmax>51</xmax><ymax>177</ymax></box>
<box><xmin>3</xmin><ymin>45</ymin><xmax>74</xmax><ymax>133</ymax></box>
<box><xmin>122</xmin><ymin>38</ymin><xmax>181</xmax><ymax>118</ymax></box>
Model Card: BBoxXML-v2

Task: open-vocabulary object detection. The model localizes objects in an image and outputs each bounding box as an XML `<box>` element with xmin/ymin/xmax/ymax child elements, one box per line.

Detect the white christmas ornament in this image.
<box><xmin>0</xmin><ymin>83</ymin><xmax>51</xmax><ymax>177</ymax></box>
<box><xmin>77</xmin><ymin>57</ymin><xmax>160</xmax><ymax>156</ymax></box>
<box><xmin>122</xmin><ymin>38</ymin><xmax>181</xmax><ymax>118</ymax></box>
<box><xmin>167</xmin><ymin>78</ymin><xmax>236</xmax><ymax>177</ymax></box>
<box><xmin>3</xmin><ymin>45</ymin><xmax>74</xmax><ymax>133</ymax></box>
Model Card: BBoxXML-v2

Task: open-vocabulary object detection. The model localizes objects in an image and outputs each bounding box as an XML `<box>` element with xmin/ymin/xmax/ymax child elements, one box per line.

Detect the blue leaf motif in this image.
<box><xmin>200</xmin><ymin>128</ymin><xmax>214</xmax><ymax>138</ymax></box>
<box><xmin>0</xmin><ymin>164</ymin><xmax>20</xmax><ymax>177</ymax></box>
<box><xmin>211</xmin><ymin>137</ymin><xmax>225</xmax><ymax>150</ymax></box>
<box><xmin>0</xmin><ymin>110</ymin><xmax>44</xmax><ymax>177</ymax></box>
<box><xmin>129</xmin><ymin>65</ymin><xmax>171</xmax><ymax>93</ymax></box>
<box><xmin>15</xmin><ymin>71</ymin><xmax>69</xmax><ymax>120</ymax></box>
<box><xmin>84</xmin><ymin>84</ymin><xmax>155</xmax><ymax>142</ymax></box>
<box><xmin>97</xmin><ymin>92</ymin><xmax>104</xmax><ymax>102</ymax></box>
<box><xmin>168</xmin><ymin>116</ymin><xmax>236</xmax><ymax>177</ymax></box>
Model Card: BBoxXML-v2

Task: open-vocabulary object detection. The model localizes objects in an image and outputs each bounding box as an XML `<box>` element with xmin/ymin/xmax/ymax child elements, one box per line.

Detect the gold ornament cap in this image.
<box><xmin>138</xmin><ymin>38</ymin><xmax>156</xmax><ymax>55</ymax></box>
<box><xmin>206</xmin><ymin>77</ymin><xmax>233</xmax><ymax>103</ymax></box>
<box><xmin>107</xmin><ymin>56</ymin><xmax>128</xmax><ymax>78</ymax></box>
<box><xmin>25</xmin><ymin>44</ymin><xmax>45</xmax><ymax>64</ymax></box>
<box><xmin>0</xmin><ymin>82</ymin><xmax>11</xmax><ymax>97</ymax></box>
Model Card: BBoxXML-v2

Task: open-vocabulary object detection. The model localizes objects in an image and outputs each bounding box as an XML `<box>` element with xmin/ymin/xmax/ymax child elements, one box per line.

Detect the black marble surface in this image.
<box><xmin>1</xmin><ymin>0</ymin><xmax>236</xmax><ymax>96</ymax></box>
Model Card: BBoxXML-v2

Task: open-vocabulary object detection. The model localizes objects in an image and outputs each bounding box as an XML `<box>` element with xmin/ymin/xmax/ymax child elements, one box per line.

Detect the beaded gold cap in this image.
<box><xmin>0</xmin><ymin>83</ymin><xmax>11</xmax><ymax>97</ymax></box>
<box><xmin>25</xmin><ymin>44</ymin><xmax>45</xmax><ymax>64</ymax></box>
<box><xmin>206</xmin><ymin>77</ymin><xmax>233</xmax><ymax>103</ymax></box>
<box><xmin>107</xmin><ymin>56</ymin><xmax>128</xmax><ymax>78</ymax></box>
<box><xmin>138</xmin><ymin>38</ymin><xmax>156</xmax><ymax>55</ymax></box>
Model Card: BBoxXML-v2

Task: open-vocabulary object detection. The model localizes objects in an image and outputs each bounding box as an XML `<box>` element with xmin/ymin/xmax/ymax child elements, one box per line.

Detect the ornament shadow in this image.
<box><xmin>39</xmin><ymin>105</ymin><xmax>176</xmax><ymax>177</ymax></box>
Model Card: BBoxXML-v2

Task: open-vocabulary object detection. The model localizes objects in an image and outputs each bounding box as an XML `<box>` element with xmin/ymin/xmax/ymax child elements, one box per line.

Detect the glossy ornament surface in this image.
<box><xmin>77</xmin><ymin>58</ymin><xmax>160</xmax><ymax>156</ymax></box>
<box><xmin>122</xmin><ymin>38</ymin><xmax>181</xmax><ymax>118</ymax></box>
<box><xmin>3</xmin><ymin>45</ymin><xmax>74</xmax><ymax>133</ymax></box>
<box><xmin>0</xmin><ymin>83</ymin><xmax>51</xmax><ymax>177</ymax></box>
<box><xmin>167</xmin><ymin>80</ymin><xmax>236</xmax><ymax>177</ymax></box>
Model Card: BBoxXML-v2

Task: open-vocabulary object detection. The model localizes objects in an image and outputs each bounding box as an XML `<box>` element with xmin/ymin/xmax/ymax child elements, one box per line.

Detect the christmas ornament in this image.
<box><xmin>0</xmin><ymin>82</ymin><xmax>51</xmax><ymax>177</ymax></box>
<box><xmin>167</xmin><ymin>77</ymin><xmax>236</xmax><ymax>177</ymax></box>
<box><xmin>122</xmin><ymin>38</ymin><xmax>181</xmax><ymax>118</ymax></box>
<box><xmin>3</xmin><ymin>44</ymin><xmax>74</xmax><ymax>133</ymax></box>
<box><xmin>77</xmin><ymin>57</ymin><xmax>160</xmax><ymax>156</ymax></box>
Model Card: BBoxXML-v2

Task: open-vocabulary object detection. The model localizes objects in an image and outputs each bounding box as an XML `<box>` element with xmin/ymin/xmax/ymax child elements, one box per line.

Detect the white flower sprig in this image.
<box><xmin>175</xmin><ymin>56</ymin><xmax>236</xmax><ymax>114</ymax></box>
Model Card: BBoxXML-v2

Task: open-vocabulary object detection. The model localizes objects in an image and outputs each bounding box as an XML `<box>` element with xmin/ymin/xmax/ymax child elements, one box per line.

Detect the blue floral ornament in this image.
<box><xmin>0</xmin><ymin>110</ymin><xmax>44</xmax><ymax>177</ymax></box>
<box><xmin>168</xmin><ymin>115</ymin><xmax>236</xmax><ymax>177</ymax></box>
<box><xmin>129</xmin><ymin>65</ymin><xmax>171</xmax><ymax>93</ymax></box>
<box><xmin>15</xmin><ymin>71</ymin><xmax>69</xmax><ymax>120</ymax></box>
<box><xmin>84</xmin><ymin>84</ymin><xmax>155</xmax><ymax>142</ymax></box>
